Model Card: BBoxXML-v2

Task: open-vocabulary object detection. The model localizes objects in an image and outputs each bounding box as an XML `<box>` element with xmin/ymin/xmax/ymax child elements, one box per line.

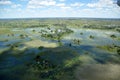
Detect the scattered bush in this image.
<box><xmin>110</xmin><ymin>34</ymin><xmax>117</xmax><ymax>38</ymax></box>
<box><xmin>89</xmin><ymin>35</ymin><xmax>94</xmax><ymax>39</ymax></box>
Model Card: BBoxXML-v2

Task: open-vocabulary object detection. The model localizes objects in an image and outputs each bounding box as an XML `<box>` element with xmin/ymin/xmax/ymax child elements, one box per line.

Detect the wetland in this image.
<box><xmin>0</xmin><ymin>18</ymin><xmax>120</xmax><ymax>80</ymax></box>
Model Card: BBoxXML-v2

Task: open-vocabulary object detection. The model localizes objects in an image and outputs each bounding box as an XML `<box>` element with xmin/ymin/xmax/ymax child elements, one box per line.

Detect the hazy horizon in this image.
<box><xmin>1</xmin><ymin>17</ymin><xmax>120</xmax><ymax>19</ymax></box>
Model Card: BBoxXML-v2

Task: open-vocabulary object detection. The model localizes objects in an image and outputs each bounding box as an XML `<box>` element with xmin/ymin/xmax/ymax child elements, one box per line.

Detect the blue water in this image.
<box><xmin>0</xmin><ymin>28</ymin><xmax>120</xmax><ymax>80</ymax></box>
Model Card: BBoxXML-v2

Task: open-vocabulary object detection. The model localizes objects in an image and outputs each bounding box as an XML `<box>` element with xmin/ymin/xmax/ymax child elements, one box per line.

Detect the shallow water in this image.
<box><xmin>62</xmin><ymin>28</ymin><xmax>120</xmax><ymax>46</ymax></box>
<box><xmin>0</xmin><ymin>27</ymin><xmax>120</xmax><ymax>80</ymax></box>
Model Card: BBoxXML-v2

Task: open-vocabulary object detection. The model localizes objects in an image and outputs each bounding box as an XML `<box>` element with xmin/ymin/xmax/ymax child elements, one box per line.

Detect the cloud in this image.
<box><xmin>28</xmin><ymin>0</ymin><xmax>56</xmax><ymax>7</ymax></box>
<box><xmin>0</xmin><ymin>0</ymin><xmax>21</xmax><ymax>9</ymax></box>
<box><xmin>27</xmin><ymin>0</ymin><xmax>69</xmax><ymax>9</ymax></box>
<box><xmin>70</xmin><ymin>2</ymin><xmax>84</xmax><ymax>7</ymax></box>
<box><xmin>85</xmin><ymin>0</ymin><xmax>120</xmax><ymax>18</ymax></box>
<box><xmin>87</xmin><ymin>0</ymin><xmax>114</xmax><ymax>8</ymax></box>
<box><xmin>0</xmin><ymin>0</ymin><xmax>12</xmax><ymax>5</ymax></box>
<box><xmin>59</xmin><ymin>0</ymin><xmax>65</xmax><ymax>2</ymax></box>
<box><xmin>60</xmin><ymin>6</ymin><xmax>71</xmax><ymax>9</ymax></box>
<box><xmin>23</xmin><ymin>0</ymin><xmax>120</xmax><ymax>18</ymax></box>
<box><xmin>0</xmin><ymin>0</ymin><xmax>120</xmax><ymax>18</ymax></box>
<box><xmin>11</xmin><ymin>4</ymin><xmax>22</xmax><ymax>8</ymax></box>
<box><xmin>0</xmin><ymin>8</ymin><xmax>11</xmax><ymax>12</ymax></box>
<box><xmin>56</xmin><ymin>3</ymin><xmax>65</xmax><ymax>7</ymax></box>
<box><xmin>27</xmin><ymin>0</ymin><xmax>86</xmax><ymax>10</ymax></box>
<box><xmin>27</xmin><ymin>5</ymin><xmax>44</xmax><ymax>9</ymax></box>
<box><xmin>20</xmin><ymin>0</ymin><xmax>28</xmax><ymax>1</ymax></box>
<box><xmin>27</xmin><ymin>0</ymin><xmax>58</xmax><ymax>9</ymax></box>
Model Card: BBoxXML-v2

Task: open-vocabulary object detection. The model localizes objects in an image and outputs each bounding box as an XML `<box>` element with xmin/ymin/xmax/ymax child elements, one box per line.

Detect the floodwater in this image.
<box><xmin>0</xmin><ymin>27</ymin><xmax>120</xmax><ymax>80</ymax></box>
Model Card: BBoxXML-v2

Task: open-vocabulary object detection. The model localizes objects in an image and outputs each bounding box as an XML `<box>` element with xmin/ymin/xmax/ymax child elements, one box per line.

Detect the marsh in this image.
<box><xmin>0</xmin><ymin>18</ymin><xmax>120</xmax><ymax>80</ymax></box>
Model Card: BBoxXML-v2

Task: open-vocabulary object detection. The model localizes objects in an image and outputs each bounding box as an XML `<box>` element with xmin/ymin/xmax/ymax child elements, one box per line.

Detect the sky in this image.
<box><xmin>0</xmin><ymin>0</ymin><xmax>120</xmax><ymax>18</ymax></box>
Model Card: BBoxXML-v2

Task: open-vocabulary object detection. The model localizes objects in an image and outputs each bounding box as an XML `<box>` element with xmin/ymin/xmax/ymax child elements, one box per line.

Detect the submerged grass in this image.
<box><xmin>96</xmin><ymin>45</ymin><xmax>120</xmax><ymax>55</ymax></box>
<box><xmin>0</xmin><ymin>28</ymin><xmax>11</xmax><ymax>34</ymax></box>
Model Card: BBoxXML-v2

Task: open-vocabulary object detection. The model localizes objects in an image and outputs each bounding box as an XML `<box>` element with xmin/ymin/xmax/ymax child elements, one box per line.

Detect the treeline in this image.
<box><xmin>83</xmin><ymin>24</ymin><xmax>120</xmax><ymax>30</ymax></box>
<box><xmin>0</xmin><ymin>18</ymin><xmax>120</xmax><ymax>29</ymax></box>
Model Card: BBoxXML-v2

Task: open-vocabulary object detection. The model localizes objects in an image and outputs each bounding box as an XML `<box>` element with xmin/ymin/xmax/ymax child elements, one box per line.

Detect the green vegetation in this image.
<box><xmin>89</xmin><ymin>35</ymin><xmax>94</xmax><ymax>39</ymax></box>
<box><xmin>0</xmin><ymin>18</ymin><xmax>120</xmax><ymax>80</ymax></box>
<box><xmin>19</xmin><ymin>34</ymin><xmax>25</xmax><ymax>39</ymax></box>
<box><xmin>0</xmin><ymin>28</ymin><xmax>11</xmax><ymax>34</ymax></box>
<box><xmin>116</xmin><ymin>28</ymin><xmax>120</xmax><ymax>32</ymax></box>
<box><xmin>4</xmin><ymin>39</ymin><xmax>9</xmax><ymax>42</ymax></box>
<box><xmin>41</xmin><ymin>27</ymin><xmax>73</xmax><ymax>41</ymax></box>
<box><xmin>20</xmin><ymin>47</ymin><xmax>80</xmax><ymax>80</ymax></box>
<box><xmin>72</xmin><ymin>39</ymin><xmax>81</xmax><ymax>45</ymax></box>
<box><xmin>38</xmin><ymin>46</ymin><xmax>44</xmax><ymax>50</ymax></box>
<box><xmin>110</xmin><ymin>34</ymin><xmax>117</xmax><ymax>38</ymax></box>
<box><xmin>97</xmin><ymin>45</ymin><xmax>120</xmax><ymax>55</ymax></box>
<box><xmin>0</xmin><ymin>19</ymin><xmax>120</xmax><ymax>30</ymax></box>
<box><xmin>117</xmin><ymin>48</ymin><xmax>120</xmax><ymax>55</ymax></box>
<box><xmin>80</xmin><ymin>32</ymin><xmax>83</xmax><ymax>35</ymax></box>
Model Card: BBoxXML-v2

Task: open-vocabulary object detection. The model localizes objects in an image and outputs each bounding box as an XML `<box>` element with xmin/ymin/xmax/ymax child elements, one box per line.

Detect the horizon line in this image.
<box><xmin>0</xmin><ymin>17</ymin><xmax>120</xmax><ymax>20</ymax></box>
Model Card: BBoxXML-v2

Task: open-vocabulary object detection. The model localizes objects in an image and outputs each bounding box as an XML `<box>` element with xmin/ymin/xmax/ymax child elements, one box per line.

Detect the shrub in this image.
<box><xmin>110</xmin><ymin>34</ymin><xmax>116</xmax><ymax>38</ymax></box>
<box><xmin>89</xmin><ymin>35</ymin><xmax>94</xmax><ymax>39</ymax></box>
